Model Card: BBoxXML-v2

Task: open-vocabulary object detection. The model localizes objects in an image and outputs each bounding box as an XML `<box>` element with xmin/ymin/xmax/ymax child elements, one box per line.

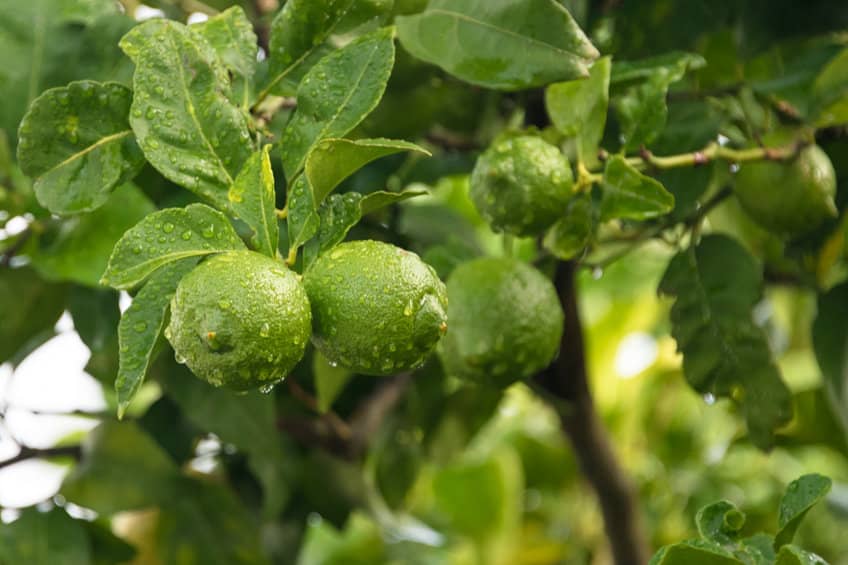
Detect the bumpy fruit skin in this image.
<box><xmin>470</xmin><ymin>136</ymin><xmax>573</xmax><ymax>237</ymax></box>
<box><xmin>439</xmin><ymin>257</ymin><xmax>564</xmax><ymax>388</ymax></box>
<box><xmin>304</xmin><ymin>240</ymin><xmax>448</xmax><ymax>376</ymax></box>
<box><xmin>734</xmin><ymin>144</ymin><xmax>837</xmax><ymax>236</ymax></box>
<box><xmin>166</xmin><ymin>251</ymin><xmax>311</xmax><ymax>390</ymax></box>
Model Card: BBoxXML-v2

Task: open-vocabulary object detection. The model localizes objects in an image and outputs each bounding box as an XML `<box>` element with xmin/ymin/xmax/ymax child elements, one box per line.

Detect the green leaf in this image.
<box><xmin>264</xmin><ymin>0</ymin><xmax>355</xmax><ymax>97</ymax></box>
<box><xmin>0</xmin><ymin>266</ymin><xmax>66</xmax><ymax>364</ymax></box>
<box><xmin>812</xmin><ymin>282</ymin><xmax>848</xmax><ymax>440</ymax></box>
<box><xmin>81</xmin><ymin>519</ymin><xmax>137</xmax><ymax>565</ymax></box>
<box><xmin>229</xmin><ymin>145</ymin><xmax>278</xmax><ymax>258</ymax></box>
<box><xmin>775</xmin><ymin>545</ymin><xmax>829</xmax><ymax>565</ymax></box>
<box><xmin>32</xmin><ymin>183</ymin><xmax>155</xmax><ymax>287</ymax></box>
<box><xmin>600</xmin><ymin>155</ymin><xmax>674</xmax><ymax>221</ymax></box>
<box><xmin>120</xmin><ymin>19</ymin><xmax>253</xmax><ymax>210</ymax></box>
<box><xmin>812</xmin><ymin>47</ymin><xmax>848</xmax><ymax>126</ymax></box>
<box><xmin>286</xmin><ymin>174</ymin><xmax>321</xmax><ymax>254</ymax></box>
<box><xmin>774</xmin><ymin>474</ymin><xmax>832</xmax><ymax>549</ymax></box>
<box><xmin>280</xmin><ymin>27</ymin><xmax>396</xmax><ymax>178</ymax></box>
<box><xmin>359</xmin><ymin>188</ymin><xmax>428</xmax><ymax>215</ymax></box>
<box><xmin>396</xmin><ymin>0</ymin><xmax>599</xmax><ymax>90</ymax></box>
<box><xmin>101</xmin><ymin>203</ymin><xmax>246</xmax><ymax>290</ymax></box>
<box><xmin>162</xmin><ymin>365</ymin><xmax>291</xmax><ymax>518</ymax></box>
<box><xmin>305</xmin><ymin>137</ymin><xmax>430</xmax><ymax>205</ymax></box>
<box><xmin>313</xmin><ymin>351</ymin><xmax>353</xmax><ymax>413</ymax></box>
<box><xmin>0</xmin><ymin>507</ymin><xmax>91</xmax><ymax>565</ymax></box>
<box><xmin>116</xmin><ymin>259</ymin><xmax>199</xmax><ymax>419</ymax></box>
<box><xmin>611</xmin><ymin>51</ymin><xmax>706</xmax><ymax>84</ymax></box>
<box><xmin>658</xmin><ymin>234</ymin><xmax>793</xmax><ymax>449</ymax></box>
<box><xmin>61</xmin><ymin>420</ymin><xmax>178</xmax><ymax>515</ymax></box>
<box><xmin>695</xmin><ymin>501</ymin><xmax>746</xmax><ymax>545</ymax></box>
<box><xmin>297</xmin><ymin>512</ymin><xmax>386</xmax><ymax>565</ymax></box>
<box><xmin>192</xmin><ymin>6</ymin><xmax>257</xmax><ymax>80</ymax></box>
<box><xmin>650</xmin><ymin>540</ymin><xmax>743</xmax><ymax>565</ymax></box>
<box><xmin>543</xmin><ymin>193</ymin><xmax>594</xmax><ymax>260</ymax></box>
<box><xmin>16</xmin><ymin>80</ymin><xmax>144</xmax><ymax>214</ymax></box>
<box><xmin>545</xmin><ymin>56</ymin><xmax>611</xmax><ymax>165</ymax></box>
<box><xmin>303</xmin><ymin>192</ymin><xmax>363</xmax><ymax>267</ymax></box>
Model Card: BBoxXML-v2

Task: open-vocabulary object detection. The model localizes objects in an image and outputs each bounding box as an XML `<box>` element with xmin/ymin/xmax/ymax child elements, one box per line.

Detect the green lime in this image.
<box><xmin>439</xmin><ymin>257</ymin><xmax>564</xmax><ymax>387</ymax></box>
<box><xmin>304</xmin><ymin>240</ymin><xmax>448</xmax><ymax>376</ymax></box>
<box><xmin>470</xmin><ymin>136</ymin><xmax>573</xmax><ymax>237</ymax></box>
<box><xmin>166</xmin><ymin>250</ymin><xmax>311</xmax><ymax>390</ymax></box>
<box><xmin>734</xmin><ymin>144</ymin><xmax>837</xmax><ymax>236</ymax></box>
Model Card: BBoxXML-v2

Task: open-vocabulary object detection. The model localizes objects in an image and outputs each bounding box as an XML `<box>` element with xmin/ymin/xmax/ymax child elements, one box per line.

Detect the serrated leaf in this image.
<box><xmin>650</xmin><ymin>540</ymin><xmax>743</xmax><ymax>565</ymax></box>
<box><xmin>543</xmin><ymin>193</ymin><xmax>594</xmax><ymax>260</ymax></box>
<box><xmin>101</xmin><ymin>203</ymin><xmax>245</xmax><ymax>290</ymax></box>
<box><xmin>658</xmin><ymin>234</ymin><xmax>793</xmax><ymax>449</ymax></box>
<box><xmin>306</xmin><ymin>137</ymin><xmax>430</xmax><ymax>205</ymax></box>
<box><xmin>263</xmin><ymin>0</ymin><xmax>355</xmax><ymax>97</ymax></box>
<box><xmin>16</xmin><ymin>81</ymin><xmax>144</xmax><ymax>214</ymax></box>
<box><xmin>600</xmin><ymin>155</ymin><xmax>674</xmax><ymax>221</ymax></box>
<box><xmin>695</xmin><ymin>501</ymin><xmax>746</xmax><ymax>545</ymax></box>
<box><xmin>812</xmin><ymin>282</ymin><xmax>848</xmax><ymax>441</ymax></box>
<box><xmin>116</xmin><ymin>259</ymin><xmax>199</xmax><ymax>418</ymax></box>
<box><xmin>286</xmin><ymin>174</ymin><xmax>321</xmax><ymax>254</ymax></box>
<box><xmin>120</xmin><ymin>19</ymin><xmax>253</xmax><ymax>210</ymax></box>
<box><xmin>280</xmin><ymin>27</ymin><xmax>396</xmax><ymax>178</ymax></box>
<box><xmin>545</xmin><ymin>56</ymin><xmax>610</xmax><ymax>165</ymax></box>
<box><xmin>396</xmin><ymin>0</ymin><xmax>599</xmax><ymax>90</ymax></box>
<box><xmin>0</xmin><ymin>507</ymin><xmax>91</xmax><ymax>565</ymax></box>
<box><xmin>192</xmin><ymin>6</ymin><xmax>257</xmax><ymax>79</ymax></box>
<box><xmin>774</xmin><ymin>474</ymin><xmax>832</xmax><ymax>549</ymax></box>
<box><xmin>229</xmin><ymin>145</ymin><xmax>278</xmax><ymax>257</ymax></box>
<box><xmin>31</xmin><ymin>183</ymin><xmax>155</xmax><ymax>287</ymax></box>
<box><xmin>61</xmin><ymin>420</ymin><xmax>178</xmax><ymax>515</ymax></box>
<box><xmin>775</xmin><ymin>545</ymin><xmax>829</xmax><ymax>565</ymax></box>
<box><xmin>303</xmin><ymin>192</ymin><xmax>363</xmax><ymax>267</ymax></box>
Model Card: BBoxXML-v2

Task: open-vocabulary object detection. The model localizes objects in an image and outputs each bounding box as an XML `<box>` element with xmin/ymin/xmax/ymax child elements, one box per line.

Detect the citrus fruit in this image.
<box><xmin>439</xmin><ymin>257</ymin><xmax>563</xmax><ymax>387</ymax></box>
<box><xmin>470</xmin><ymin>136</ymin><xmax>573</xmax><ymax>237</ymax></box>
<box><xmin>166</xmin><ymin>250</ymin><xmax>311</xmax><ymax>390</ymax></box>
<box><xmin>734</xmin><ymin>144</ymin><xmax>837</xmax><ymax>237</ymax></box>
<box><xmin>304</xmin><ymin>240</ymin><xmax>448</xmax><ymax>376</ymax></box>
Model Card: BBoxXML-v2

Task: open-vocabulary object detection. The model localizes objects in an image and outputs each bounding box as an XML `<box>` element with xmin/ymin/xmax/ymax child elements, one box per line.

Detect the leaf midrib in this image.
<box><xmin>40</xmin><ymin>130</ymin><xmax>133</xmax><ymax>178</ymax></box>
<box><xmin>111</xmin><ymin>249</ymin><xmax>222</xmax><ymax>289</ymax></box>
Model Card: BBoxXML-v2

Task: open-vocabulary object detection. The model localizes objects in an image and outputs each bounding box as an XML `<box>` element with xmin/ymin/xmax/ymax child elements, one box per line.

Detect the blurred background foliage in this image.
<box><xmin>1</xmin><ymin>0</ymin><xmax>848</xmax><ymax>564</ymax></box>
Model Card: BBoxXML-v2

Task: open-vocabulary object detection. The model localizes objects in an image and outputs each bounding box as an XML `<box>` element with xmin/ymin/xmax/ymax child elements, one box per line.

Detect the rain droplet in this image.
<box><xmin>181</xmin><ymin>230</ymin><xmax>192</xmax><ymax>240</ymax></box>
<box><xmin>133</xmin><ymin>321</ymin><xmax>148</xmax><ymax>333</ymax></box>
<box><xmin>202</xmin><ymin>225</ymin><xmax>215</xmax><ymax>239</ymax></box>
<box><xmin>259</xmin><ymin>322</ymin><xmax>270</xmax><ymax>337</ymax></box>
<box><xmin>259</xmin><ymin>383</ymin><xmax>276</xmax><ymax>394</ymax></box>
<box><xmin>162</xmin><ymin>222</ymin><xmax>174</xmax><ymax>233</ymax></box>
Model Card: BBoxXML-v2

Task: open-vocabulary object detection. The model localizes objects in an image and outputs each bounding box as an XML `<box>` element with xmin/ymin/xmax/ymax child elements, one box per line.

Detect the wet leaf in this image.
<box><xmin>229</xmin><ymin>145</ymin><xmax>278</xmax><ymax>258</ymax></box>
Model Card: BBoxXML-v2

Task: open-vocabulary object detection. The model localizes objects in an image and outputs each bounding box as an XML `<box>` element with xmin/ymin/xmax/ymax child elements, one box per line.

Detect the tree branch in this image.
<box><xmin>535</xmin><ymin>261</ymin><xmax>650</xmax><ymax>565</ymax></box>
<box><xmin>0</xmin><ymin>445</ymin><xmax>82</xmax><ymax>470</ymax></box>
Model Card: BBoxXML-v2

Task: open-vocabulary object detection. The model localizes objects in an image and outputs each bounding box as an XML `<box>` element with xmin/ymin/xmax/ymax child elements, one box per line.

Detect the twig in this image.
<box><xmin>0</xmin><ymin>445</ymin><xmax>82</xmax><ymax>470</ymax></box>
<box><xmin>534</xmin><ymin>261</ymin><xmax>649</xmax><ymax>565</ymax></box>
<box><xmin>1</xmin><ymin>228</ymin><xmax>32</xmax><ymax>267</ymax></box>
<box><xmin>287</xmin><ymin>380</ymin><xmax>352</xmax><ymax>441</ymax></box>
<box><xmin>347</xmin><ymin>373</ymin><xmax>412</xmax><ymax>459</ymax></box>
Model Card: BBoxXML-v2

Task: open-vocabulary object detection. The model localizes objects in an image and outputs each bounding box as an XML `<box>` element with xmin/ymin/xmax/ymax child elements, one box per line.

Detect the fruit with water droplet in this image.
<box><xmin>470</xmin><ymin>136</ymin><xmax>573</xmax><ymax>237</ymax></box>
<box><xmin>304</xmin><ymin>240</ymin><xmax>448</xmax><ymax>376</ymax></box>
<box><xmin>439</xmin><ymin>257</ymin><xmax>564</xmax><ymax>387</ymax></box>
<box><xmin>166</xmin><ymin>250</ymin><xmax>311</xmax><ymax>390</ymax></box>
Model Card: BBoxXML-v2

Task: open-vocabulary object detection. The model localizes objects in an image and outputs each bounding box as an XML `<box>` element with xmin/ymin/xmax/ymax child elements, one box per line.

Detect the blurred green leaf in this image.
<box><xmin>0</xmin><ymin>266</ymin><xmax>66</xmax><ymax>364</ymax></box>
<box><xmin>280</xmin><ymin>27</ymin><xmax>396</xmax><ymax>178</ymax></box>
<box><xmin>264</xmin><ymin>0</ymin><xmax>354</xmax><ymax>97</ymax></box>
<box><xmin>296</xmin><ymin>512</ymin><xmax>386</xmax><ymax>565</ymax></box>
<box><xmin>116</xmin><ymin>258</ymin><xmax>198</xmax><ymax>418</ymax></box>
<box><xmin>812</xmin><ymin>282</ymin><xmax>848</xmax><ymax>441</ymax></box>
<box><xmin>61</xmin><ymin>420</ymin><xmax>178</xmax><ymax>515</ymax></box>
<box><xmin>0</xmin><ymin>507</ymin><xmax>91</xmax><ymax>565</ymax></box>
<box><xmin>658</xmin><ymin>234</ymin><xmax>792</xmax><ymax>449</ymax></box>
<box><xmin>774</xmin><ymin>474</ymin><xmax>832</xmax><ymax>549</ymax></box>
<box><xmin>120</xmin><ymin>19</ymin><xmax>253</xmax><ymax>209</ymax></box>
<box><xmin>396</xmin><ymin>0</ymin><xmax>599</xmax><ymax>90</ymax></box>
<box><xmin>313</xmin><ymin>350</ymin><xmax>353</xmax><ymax>413</ymax></box>
<box><xmin>812</xmin><ymin>47</ymin><xmax>848</xmax><ymax>126</ymax></box>
<box><xmin>82</xmin><ymin>519</ymin><xmax>137</xmax><ymax>565</ymax></box>
<box><xmin>16</xmin><ymin>81</ymin><xmax>144</xmax><ymax>215</ymax></box>
<box><xmin>229</xmin><ymin>145</ymin><xmax>278</xmax><ymax>258</ymax></box>
<box><xmin>543</xmin><ymin>193</ymin><xmax>594</xmax><ymax>260</ymax></box>
<box><xmin>600</xmin><ymin>155</ymin><xmax>674</xmax><ymax>221</ymax></box>
<box><xmin>545</xmin><ymin>56</ymin><xmax>611</xmax><ymax>165</ymax></box>
<box><xmin>32</xmin><ymin>183</ymin><xmax>155</xmax><ymax>287</ymax></box>
<box><xmin>101</xmin><ymin>203</ymin><xmax>245</xmax><ymax>290</ymax></box>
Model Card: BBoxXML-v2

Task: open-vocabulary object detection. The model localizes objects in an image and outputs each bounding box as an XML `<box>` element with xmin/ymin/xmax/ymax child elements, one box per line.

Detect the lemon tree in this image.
<box><xmin>2</xmin><ymin>1</ymin><xmax>848</xmax><ymax>564</ymax></box>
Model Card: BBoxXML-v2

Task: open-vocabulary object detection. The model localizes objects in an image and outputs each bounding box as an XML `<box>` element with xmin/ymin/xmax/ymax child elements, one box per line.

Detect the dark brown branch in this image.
<box><xmin>0</xmin><ymin>445</ymin><xmax>82</xmax><ymax>470</ymax></box>
<box><xmin>535</xmin><ymin>261</ymin><xmax>650</xmax><ymax>565</ymax></box>
<box><xmin>347</xmin><ymin>373</ymin><xmax>412</xmax><ymax>459</ymax></box>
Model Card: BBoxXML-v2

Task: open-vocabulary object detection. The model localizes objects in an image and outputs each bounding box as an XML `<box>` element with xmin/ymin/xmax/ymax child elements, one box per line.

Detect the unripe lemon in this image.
<box><xmin>734</xmin><ymin>144</ymin><xmax>837</xmax><ymax>237</ymax></box>
<box><xmin>439</xmin><ymin>257</ymin><xmax>563</xmax><ymax>387</ymax></box>
<box><xmin>166</xmin><ymin>251</ymin><xmax>311</xmax><ymax>390</ymax></box>
<box><xmin>470</xmin><ymin>136</ymin><xmax>573</xmax><ymax>237</ymax></box>
<box><xmin>304</xmin><ymin>240</ymin><xmax>448</xmax><ymax>376</ymax></box>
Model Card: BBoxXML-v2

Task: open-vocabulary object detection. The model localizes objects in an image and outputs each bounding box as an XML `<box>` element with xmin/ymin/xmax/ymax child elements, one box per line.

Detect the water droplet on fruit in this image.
<box><xmin>259</xmin><ymin>322</ymin><xmax>270</xmax><ymax>337</ymax></box>
<box><xmin>259</xmin><ymin>383</ymin><xmax>276</xmax><ymax>394</ymax></box>
<box><xmin>175</xmin><ymin>352</ymin><xmax>186</xmax><ymax>364</ymax></box>
<box><xmin>163</xmin><ymin>222</ymin><xmax>174</xmax><ymax>233</ymax></box>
